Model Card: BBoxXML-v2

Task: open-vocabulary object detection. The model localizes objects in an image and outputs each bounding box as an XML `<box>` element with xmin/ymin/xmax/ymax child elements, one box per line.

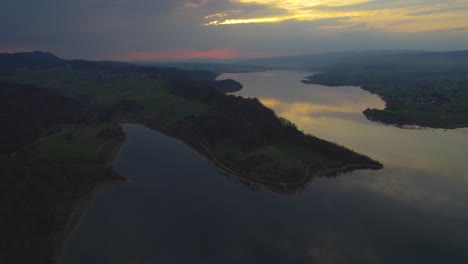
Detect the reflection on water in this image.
<box><xmin>62</xmin><ymin>70</ymin><xmax>468</xmax><ymax>264</ymax></box>
<box><xmin>220</xmin><ymin>70</ymin><xmax>468</xmax><ymax>215</ymax></box>
<box><xmin>222</xmin><ymin>71</ymin><xmax>466</xmax><ymax>170</ymax></box>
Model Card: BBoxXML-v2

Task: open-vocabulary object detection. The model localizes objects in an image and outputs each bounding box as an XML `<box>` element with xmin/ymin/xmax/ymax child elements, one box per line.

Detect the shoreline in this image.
<box><xmin>363</xmin><ymin>110</ymin><xmax>468</xmax><ymax>130</ymax></box>
<box><xmin>304</xmin><ymin>75</ymin><xmax>468</xmax><ymax>130</ymax></box>
<box><xmin>114</xmin><ymin>122</ymin><xmax>382</xmax><ymax>194</ymax></box>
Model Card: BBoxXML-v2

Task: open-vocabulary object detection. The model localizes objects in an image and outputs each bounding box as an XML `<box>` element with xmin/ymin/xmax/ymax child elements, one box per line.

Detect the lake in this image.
<box><xmin>64</xmin><ymin>70</ymin><xmax>468</xmax><ymax>264</ymax></box>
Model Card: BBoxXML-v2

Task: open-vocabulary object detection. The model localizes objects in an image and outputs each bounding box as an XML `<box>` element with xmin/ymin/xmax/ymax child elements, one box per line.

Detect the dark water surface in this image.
<box><xmin>64</xmin><ymin>71</ymin><xmax>468</xmax><ymax>264</ymax></box>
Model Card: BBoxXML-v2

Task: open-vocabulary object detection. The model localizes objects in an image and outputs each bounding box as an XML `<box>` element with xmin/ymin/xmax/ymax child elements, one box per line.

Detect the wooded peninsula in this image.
<box><xmin>0</xmin><ymin>52</ymin><xmax>382</xmax><ymax>190</ymax></box>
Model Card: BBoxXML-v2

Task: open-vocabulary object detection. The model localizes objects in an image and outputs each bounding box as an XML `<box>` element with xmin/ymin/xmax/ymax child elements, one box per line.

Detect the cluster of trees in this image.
<box><xmin>0</xmin><ymin>153</ymin><xmax>123</xmax><ymax>264</ymax></box>
<box><xmin>0</xmin><ymin>81</ymin><xmax>89</xmax><ymax>154</ymax></box>
<box><xmin>193</xmin><ymin>95</ymin><xmax>300</xmax><ymax>147</ymax></box>
<box><xmin>168</xmin><ymin>78</ymin><xmax>243</xmax><ymax>98</ymax></box>
<box><xmin>86</xmin><ymin>62</ymin><xmax>218</xmax><ymax>82</ymax></box>
<box><xmin>168</xmin><ymin>83</ymin><xmax>300</xmax><ymax>148</ymax></box>
<box><xmin>166</xmin><ymin>80</ymin><xmax>381</xmax><ymax>168</ymax></box>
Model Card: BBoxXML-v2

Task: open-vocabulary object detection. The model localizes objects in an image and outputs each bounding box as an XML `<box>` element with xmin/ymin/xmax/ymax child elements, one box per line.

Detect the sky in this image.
<box><xmin>1</xmin><ymin>0</ymin><xmax>467</xmax><ymax>60</ymax></box>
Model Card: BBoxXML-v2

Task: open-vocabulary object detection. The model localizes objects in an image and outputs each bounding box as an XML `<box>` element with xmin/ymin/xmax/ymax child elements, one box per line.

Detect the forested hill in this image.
<box><xmin>0</xmin><ymin>51</ymin><xmax>63</xmax><ymax>69</ymax></box>
<box><xmin>0</xmin><ymin>81</ymin><xmax>89</xmax><ymax>155</ymax></box>
<box><xmin>0</xmin><ymin>51</ymin><xmax>219</xmax><ymax>81</ymax></box>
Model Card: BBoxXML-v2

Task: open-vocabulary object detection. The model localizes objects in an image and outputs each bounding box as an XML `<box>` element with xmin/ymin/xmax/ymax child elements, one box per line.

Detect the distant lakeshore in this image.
<box><xmin>303</xmin><ymin>73</ymin><xmax>468</xmax><ymax>130</ymax></box>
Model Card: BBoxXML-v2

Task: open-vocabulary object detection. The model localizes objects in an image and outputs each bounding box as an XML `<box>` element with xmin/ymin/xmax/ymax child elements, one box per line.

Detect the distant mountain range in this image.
<box><xmin>0</xmin><ymin>51</ymin><xmax>218</xmax><ymax>80</ymax></box>
<box><xmin>135</xmin><ymin>50</ymin><xmax>468</xmax><ymax>73</ymax></box>
<box><xmin>2</xmin><ymin>50</ymin><xmax>468</xmax><ymax>73</ymax></box>
<box><xmin>239</xmin><ymin>50</ymin><xmax>468</xmax><ymax>72</ymax></box>
<box><xmin>0</xmin><ymin>51</ymin><xmax>63</xmax><ymax>68</ymax></box>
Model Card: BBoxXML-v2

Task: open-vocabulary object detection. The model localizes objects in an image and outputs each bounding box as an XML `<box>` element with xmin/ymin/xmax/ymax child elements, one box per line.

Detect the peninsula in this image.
<box><xmin>0</xmin><ymin>52</ymin><xmax>382</xmax><ymax>193</ymax></box>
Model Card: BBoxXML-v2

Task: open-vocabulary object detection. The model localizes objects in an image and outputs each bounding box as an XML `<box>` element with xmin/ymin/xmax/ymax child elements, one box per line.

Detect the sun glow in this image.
<box><xmin>205</xmin><ymin>16</ymin><xmax>289</xmax><ymax>25</ymax></box>
<box><xmin>203</xmin><ymin>0</ymin><xmax>468</xmax><ymax>32</ymax></box>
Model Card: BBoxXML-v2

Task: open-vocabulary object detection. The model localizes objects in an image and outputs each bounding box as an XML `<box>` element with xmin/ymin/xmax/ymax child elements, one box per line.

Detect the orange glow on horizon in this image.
<box><xmin>116</xmin><ymin>49</ymin><xmax>280</xmax><ymax>61</ymax></box>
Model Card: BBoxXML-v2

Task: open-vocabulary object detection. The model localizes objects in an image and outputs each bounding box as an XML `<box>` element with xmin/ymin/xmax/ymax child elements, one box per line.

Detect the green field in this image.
<box><xmin>35</xmin><ymin>123</ymin><xmax>123</xmax><ymax>162</ymax></box>
<box><xmin>1</xmin><ymin>66</ymin><xmax>210</xmax><ymax>127</ymax></box>
<box><xmin>212</xmin><ymin>140</ymin><xmax>326</xmax><ymax>182</ymax></box>
<box><xmin>2</xmin><ymin>66</ymin><xmax>85</xmax><ymax>86</ymax></box>
<box><xmin>14</xmin><ymin>67</ymin><xmax>211</xmax><ymax>163</ymax></box>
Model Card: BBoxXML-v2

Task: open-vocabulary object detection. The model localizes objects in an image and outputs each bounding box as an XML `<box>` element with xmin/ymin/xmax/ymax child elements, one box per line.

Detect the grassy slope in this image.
<box><xmin>2</xmin><ymin>67</ymin><xmax>208</xmax><ymax>162</ymax></box>
<box><xmin>35</xmin><ymin>123</ymin><xmax>121</xmax><ymax>162</ymax></box>
<box><xmin>212</xmin><ymin>140</ymin><xmax>323</xmax><ymax>181</ymax></box>
<box><xmin>31</xmin><ymin>77</ymin><xmax>207</xmax><ymax>163</ymax></box>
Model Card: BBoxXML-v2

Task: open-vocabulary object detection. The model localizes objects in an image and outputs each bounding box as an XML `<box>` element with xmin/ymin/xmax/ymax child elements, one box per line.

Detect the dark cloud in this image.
<box><xmin>387</xmin><ymin>19</ymin><xmax>416</xmax><ymax>27</ymax></box>
<box><xmin>409</xmin><ymin>5</ymin><xmax>468</xmax><ymax>16</ymax></box>
<box><xmin>430</xmin><ymin>27</ymin><xmax>467</xmax><ymax>33</ymax></box>
<box><xmin>0</xmin><ymin>0</ymin><xmax>467</xmax><ymax>60</ymax></box>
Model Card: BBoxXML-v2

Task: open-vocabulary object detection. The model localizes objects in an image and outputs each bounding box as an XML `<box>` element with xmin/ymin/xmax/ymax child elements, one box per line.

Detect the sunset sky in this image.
<box><xmin>1</xmin><ymin>0</ymin><xmax>467</xmax><ymax>60</ymax></box>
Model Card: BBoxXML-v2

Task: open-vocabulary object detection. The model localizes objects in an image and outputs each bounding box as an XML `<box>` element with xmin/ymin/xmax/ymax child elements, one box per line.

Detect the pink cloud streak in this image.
<box><xmin>115</xmin><ymin>49</ymin><xmax>280</xmax><ymax>61</ymax></box>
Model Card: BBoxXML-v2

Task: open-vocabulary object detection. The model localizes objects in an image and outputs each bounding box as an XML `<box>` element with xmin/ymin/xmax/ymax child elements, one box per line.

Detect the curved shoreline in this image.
<box><xmin>115</xmin><ymin>122</ymin><xmax>382</xmax><ymax>194</ymax></box>
<box><xmin>363</xmin><ymin>110</ymin><xmax>468</xmax><ymax>130</ymax></box>
<box><xmin>304</xmin><ymin>75</ymin><xmax>468</xmax><ymax>130</ymax></box>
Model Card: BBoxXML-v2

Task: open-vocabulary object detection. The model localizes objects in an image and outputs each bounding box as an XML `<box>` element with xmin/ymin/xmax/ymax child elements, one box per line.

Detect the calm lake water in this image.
<box><xmin>64</xmin><ymin>70</ymin><xmax>468</xmax><ymax>264</ymax></box>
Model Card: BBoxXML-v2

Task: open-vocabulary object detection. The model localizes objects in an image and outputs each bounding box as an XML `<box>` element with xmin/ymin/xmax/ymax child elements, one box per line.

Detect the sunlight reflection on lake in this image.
<box><xmin>220</xmin><ymin>70</ymin><xmax>468</xmax><ymax>214</ymax></box>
